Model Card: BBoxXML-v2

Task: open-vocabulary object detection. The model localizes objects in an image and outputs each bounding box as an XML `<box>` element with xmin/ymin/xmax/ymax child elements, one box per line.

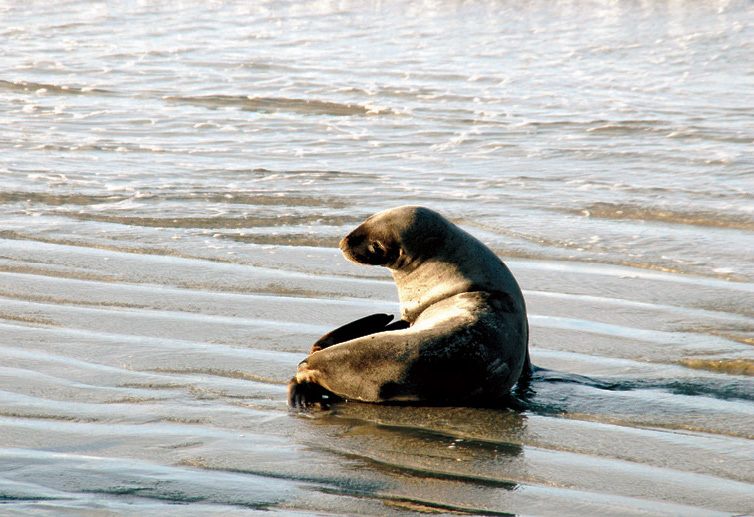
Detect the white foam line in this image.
<box><xmin>0</xmin><ymin>296</ymin><xmax>748</xmax><ymax>360</ymax></box>
<box><xmin>527</xmin><ymin>445</ymin><xmax>754</xmax><ymax>496</ymax></box>
<box><xmin>529</xmin><ymin>314</ymin><xmax>751</xmax><ymax>351</ymax></box>
<box><xmin>0</xmin><ymin>476</ymin><xmax>75</xmax><ymax>501</ymax></box>
<box><xmin>0</xmin><ymin>416</ymin><xmax>289</xmax><ymax>442</ymax></box>
<box><xmin>8</xmin><ymin>236</ymin><xmax>751</xmax><ymax>294</ymax></box>
<box><xmin>0</xmin><ymin>270</ymin><xmax>398</xmax><ymax>310</ymax></box>
<box><xmin>0</xmin><ymin>366</ymin><xmax>163</xmax><ymax>396</ymax></box>
<box><xmin>0</xmin><ymin>337</ymin><xmax>164</xmax><ymax>376</ymax></box>
<box><xmin>0</xmin><ymin>445</ymin><xmax>297</xmax><ymax>501</ymax></box>
<box><xmin>3</xmin><ymin>270</ymin><xmax>745</xmax><ymax>323</ymax></box>
<box><xmin>0</xmin><ymin>295</ymin><xmax>331</xmax><ymax>334</ymax></box>
<box><xmin>0</xmin><ymin>237</ymin><xmax>390</xmax><ymax>286</ymax></box>
<box><xmin>0</xmin><ymin>388</ymin><xmax>281</xmax><ymax>422</ymax></box>
<box><xmin>525</xmin><ymin>412</ymin><xmax>754</xmax><ymax>451</ymax></box>
<box><xmin>526</xmin><ymin>289</ymin><xmax>752</xmax><ymax>323</ymax></box>
<box><xmin>508</xmin><ymin>259</ymin><xmax>754</xmax><ymax>292</ymax></box>
<box><xmin>0</xmin><ymin>328</ymin><xmax>299</xmax><ymax>381</ymax></box>
<box><xmin>517</xmin><ymin>461</ymin><xmax>747</xmax><ymax>517</ymax></box>
<box><xmin>532</xmin><ymin>348</ymin><xmax>675</xmax><ymax>369</ymax></box>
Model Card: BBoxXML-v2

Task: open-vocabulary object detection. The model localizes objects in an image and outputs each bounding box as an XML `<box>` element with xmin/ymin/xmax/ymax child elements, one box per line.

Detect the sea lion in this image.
<box><xmin>288</xmin><ymin>205</ymin><xmax>530</xmax><ymax>408</ymax></box>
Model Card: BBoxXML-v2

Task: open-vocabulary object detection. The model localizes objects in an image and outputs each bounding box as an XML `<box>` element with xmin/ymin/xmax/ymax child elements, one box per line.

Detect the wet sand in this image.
<box><xmin>0</xmin><ymin>234</ymin><xmax>752</xmax><ymax>515</ymax></box>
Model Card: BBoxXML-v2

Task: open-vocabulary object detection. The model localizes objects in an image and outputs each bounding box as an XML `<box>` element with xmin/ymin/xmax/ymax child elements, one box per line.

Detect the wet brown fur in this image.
<box><xmin>288</xmin><ymin>206</ymin><xmax>529</xmax><ymax>408</ymax></box>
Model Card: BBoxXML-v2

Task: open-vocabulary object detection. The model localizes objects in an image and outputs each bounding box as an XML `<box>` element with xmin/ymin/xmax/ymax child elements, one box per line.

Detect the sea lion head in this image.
<box><xmin>339</xmin><ymin>206</ymin><xmax>450</xmax><ymax>270</ymax></box>
<box><xmin>340</xmin><ymin>205</ymin><xmax>523</xmax><ymax>323</ymax></box>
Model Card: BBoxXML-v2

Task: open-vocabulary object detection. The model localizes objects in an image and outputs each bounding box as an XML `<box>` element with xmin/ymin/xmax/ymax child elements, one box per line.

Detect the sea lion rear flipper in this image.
<box><xmin>514</xmin><ymin>347</ymin><xmax>533</xmax><ymax>396</ymax></box>
<box><xmin>310</xmin><ymin>313</ymin><xmax>395</xmax><ymax>353</ymax></box>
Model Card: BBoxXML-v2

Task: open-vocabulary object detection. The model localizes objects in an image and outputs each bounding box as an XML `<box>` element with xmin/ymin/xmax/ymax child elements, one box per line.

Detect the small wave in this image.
<box><xmin>163</xmin><ymin>192</ymin><xmax>348</xmax><ymax>208</ymax></box>
<box><xmin>679</xmin><ymin>358</ymin><xmax>754</xmax><ymax>376</ymax></box>
<box><xmin>0</xmin><ymin>411</ymin><xmax>98</xmax><ymax>423</ymax></box>
<box><xmin>718</xmin><ymin>333</ymin><xmax>754</xmax><ymax>346</ymax></box>
<box><xmin>567</xmin><ymin>119</ymin><xmax>754</xmax><ymax>144</ymax></box>
<box><xmin>57</xmin><ymin>212</ymin><xmax>363</xmax><ymax>229</ymax></box>
<box><xmin>317</xmin><ymin>486</ymin><xmax>518</xmax><ymax>516</ymax></box>
<box><xmin>178</xmin><ymin>456</ymin><xmax>385</xmax><ymax>495</ymax></box>
<box><xmin>147</xmin><ymin>368</ymin><xmax>282</xmax><ymax>385</ymax></box>
<box><xmin>222</xmin><ymin>232</ymin><xmax>339</xmax><ymax>247</ymax></box>
<box><xmin>0</xmin><ymin>312</ymin><xmax>57</xmax><ymax>326</ymax></box>
<box><xmin>0</xmin><ymin>191</ymin><xmax>126</xmax><ymax>206</ymax></box>
<box><xmin>519</xmin><ymin>118</ymin><xmax>664</xmax><ymax>131</ymax></box>
<box><xmin>578</xmin><ymin>202</ymin><xmax>754</xmax><ymax>231</ymax></box>
<box><xmin>510</xmin><ymin>259</ymin><xmax>754</xmax><ymax>293</ymax></box>
<box><xmin>585</xmin><ymin>121</ymin><xmax>667</xmax><ymax>134</ymax></box>
<box><xmin>165</xmin><ymin>94</ymin><xmax>392</xmax><ymax>116</ymax></box>
<box><xmin>0</xmin><ymin>79</ymin><xmax>110</xmax><ymax>96</ymax></box>
<box><xmin>0</xmin><ymin>447</ymin><xmax>294</xmax><ymax>510</ymax></box>
<box><xmin>197</xmin><ymin>166</ymin><xmax>372</xmax><ymax>180</ymax></box>
<box><xmin>530</xmin><ymin>314</ymin><xmax>747</xmax><ymax>349</ymax></box>
<box><xmin>0</xmin><ymin>189</ymin><xmax>347</xmax><ymax>209</ymax></box>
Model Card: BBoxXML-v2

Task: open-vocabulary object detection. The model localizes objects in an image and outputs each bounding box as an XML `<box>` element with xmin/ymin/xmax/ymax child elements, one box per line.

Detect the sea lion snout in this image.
<box><xmin>340</xmin><ymin>224</ymin><xmax>398</xmax><ymax>266</ymax></box>
<box><xmin>339</xmin><ymin>230</ymin><xmax>362</xmax><ymax>263</ymax></box>
<box><xmin>339</xmin><ymin>231</ymin><xmax>363</xmax><ymax>251</ymax></box>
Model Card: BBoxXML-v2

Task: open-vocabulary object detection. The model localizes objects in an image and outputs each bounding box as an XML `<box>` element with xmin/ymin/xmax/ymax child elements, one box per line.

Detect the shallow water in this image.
<box><xmin>1</xmin><ymin>1</ymin><xmax>753</xmax><ymax>515</ymax></box>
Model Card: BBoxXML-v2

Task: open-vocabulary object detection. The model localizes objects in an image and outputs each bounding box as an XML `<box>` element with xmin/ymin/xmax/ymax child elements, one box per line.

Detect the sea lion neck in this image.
<box><xmin>391</xmin><ymin>230</ymin><xmax>470</xmax><ymax>322</ymax></box>
<box><xmin>391</xmin><ymin>226</ymin><xmax>523</xmax><ymax>323</ymax></box>
<box><xmin>392</xmin><ymin>260</ymin><xmax>473</xmax><ymax>322</ymax></box>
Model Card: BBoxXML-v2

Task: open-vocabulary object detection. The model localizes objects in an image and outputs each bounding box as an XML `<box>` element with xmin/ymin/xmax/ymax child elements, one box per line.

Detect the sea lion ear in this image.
<box><xmin>367</xmin><ymin>240</ymin><xmax>384</xmax><ymax>256</ymax></box>
<box><xmin>367</xmin><ymin>239</ymin><xmax>399</xmax><ymax>265</ymax></box>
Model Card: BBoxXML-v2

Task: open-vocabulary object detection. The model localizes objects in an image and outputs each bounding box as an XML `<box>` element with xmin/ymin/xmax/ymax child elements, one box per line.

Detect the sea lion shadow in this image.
<box><xmin>295</xmin><ymin>400</ymin><xmax>529</xmax><ymax>496</ymax></box>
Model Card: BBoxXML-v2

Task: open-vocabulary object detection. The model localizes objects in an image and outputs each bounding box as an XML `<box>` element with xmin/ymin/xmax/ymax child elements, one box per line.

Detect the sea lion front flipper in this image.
<box><xmin>288</xmin><ymin>376</ymin><xmax>342</xmax><ymax>409</ymax></box>
<box><xmin>383</xmin><ymin>319</ymin><xmax>410</xmax><ymax>331</ymax></box>
<box><xmin>310</xmin><ymin>313</ymin><xmax>395</xmax><ymax>353</ymax></box>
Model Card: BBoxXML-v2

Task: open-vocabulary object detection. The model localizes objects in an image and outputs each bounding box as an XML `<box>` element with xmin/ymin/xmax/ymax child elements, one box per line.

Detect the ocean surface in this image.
<box><xmin>1</xmin><ymin>1</ymin><xmax>753</xmax><ymax>515</ymax></box>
